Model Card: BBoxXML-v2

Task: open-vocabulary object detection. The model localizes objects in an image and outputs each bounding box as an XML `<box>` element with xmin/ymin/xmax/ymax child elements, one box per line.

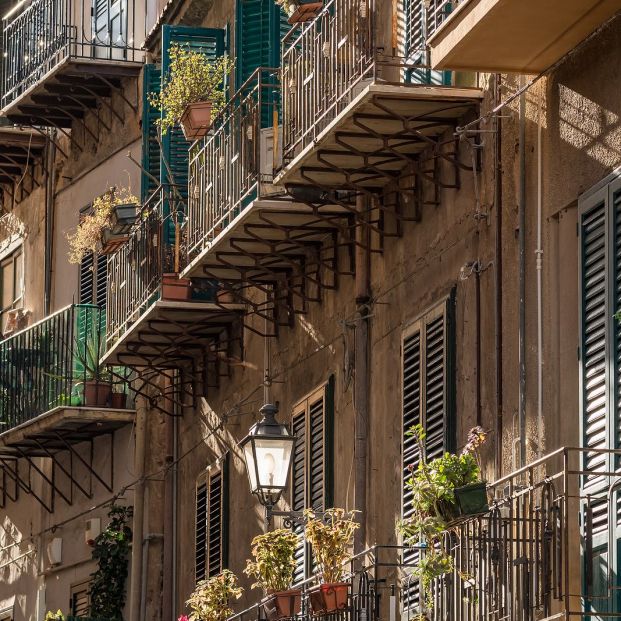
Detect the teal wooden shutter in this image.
<box><xmin>579</xmin><ymin>175</ymin><xmax>621</xmax><ymax>617</ymax></box>
<box><xmin>404</xmin><ymin>0</ymin><xmax>451</xmax><ymax>86</ymax></box>
<box><xmin>141</xmin><ymin>63</ymin><xmax>161</xmax><ymax>203</ymax></box>
<box><xmin>401</xmin><ymin>297</ymin><xmax>456</xmax><ymax>610</ymax></box>
<box><xmin>291</xmin><ymin>410</ymin><xmax>307</xmax><ymax>585</ymax></box>
<box><xmin>235</xmin><ymin>0</ymin><xmax>288</xmax><ymax>88</ymax></box>
<box><xmin>195</xmin><ymin>479</ymin><xmax>208</xmax><ymax>582</ymax></box>
<box><xmin>160</xmin><ymin>25</ymin><xmax>226</xmax><ymax>196</ymax></box>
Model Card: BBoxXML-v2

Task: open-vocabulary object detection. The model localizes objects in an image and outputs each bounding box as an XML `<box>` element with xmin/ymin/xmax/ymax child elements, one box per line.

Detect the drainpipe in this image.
<box><xmin>172</xmin><ymin>413</ymin><xmax>178</xmax><ymax>619</ymax></box>
<box><xmin>354</xmin><ymin>193</ymin><xmax>370</xmax><ymax>554</ymax></box>
<box><xmin>163</xmin><ymin>381</ymin><xmax>175</xmax><ymax>621</ymax></box>
<box><xmin>536</xmin><ymin>83</ymin><xmax>544</xmax><ymax>458</ymax></box>
<box><xmin>44</xmin><ymin>130</ymin><xmax>56</xmax><ymax>314</ymax></box>
<box><xmin>129</xmin><ymin>402</ymin><xmax>147</xmax><ymax>621</ymax></box>
<box><xmin>475</xmin><ymin>263</ymin><xmax>482</xmax><ymax>427</ymax></box>
<box><xmin>518</xmin><ymin>78</ymin><xmax>527</xmax><ymax>468</ymax></box>
<box><xmin>494</xmin><ymin>74</ymin><xmax>504</xmax><ymax>478</ymax></box>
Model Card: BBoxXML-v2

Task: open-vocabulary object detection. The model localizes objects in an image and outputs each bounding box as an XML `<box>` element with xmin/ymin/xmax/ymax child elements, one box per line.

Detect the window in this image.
<box><xmin>579</xmin><ymin>173</ymin><xmax>621</xmax><ymax>615</ymax></box>
<box><xmin>195</xmin><ymin>458</ymin><xmax>228</xmax><ymax>583</ymax></box>
<box><xmin>70</xmin><ymin>580</ymin><xmax>90</xmax><ymax>616</ymax></box>
<box><xmin>0</xmin><ymin>247</ymin><xmax>23</xmax><ymax>333</ymax></box>
<box><xmin>0</xmin><ymin>606</ymin><xmax>13</xmax><ymax>621</ymax></box>
<box><xmin>290</xmin><ymin>378</ymin><xmax>334</xmax><ymax>583</ymax></box>
<box><xmin>401</xmin><ymin>295</ymin><xmax>455</xmax><ymax>609</ymax></box>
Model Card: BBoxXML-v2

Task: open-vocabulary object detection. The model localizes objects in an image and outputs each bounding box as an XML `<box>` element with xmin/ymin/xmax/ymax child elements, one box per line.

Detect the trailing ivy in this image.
<box><xmin>89</xmin><ymin>505</ymin><xmax>133</xmax><ymax>620</ymax></box>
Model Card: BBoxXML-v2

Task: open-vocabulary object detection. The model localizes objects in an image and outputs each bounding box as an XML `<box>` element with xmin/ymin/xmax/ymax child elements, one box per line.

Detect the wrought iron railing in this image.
<box><xmin>281</xmin><ymin>0</ymin><xmax>469</xmax><ymax>166</ymax></box>
<box><xmin>187</xmin><ymin>68</ymin><xmax>283</xmax><ymax>262</ymax></box>
<box><xmin>1</xmin><ymin>0</ymin><xmax>143</xmax><ymax>108</ymax></box>
<box><xmin>0</xmin><ymin>304</ymin><xmax>113</xmax><ymax>430</ymax></box>
<box><xmin>106</xmin><ymin>185</ymin><xmax>188</xmax><ymax>348</ymax></box>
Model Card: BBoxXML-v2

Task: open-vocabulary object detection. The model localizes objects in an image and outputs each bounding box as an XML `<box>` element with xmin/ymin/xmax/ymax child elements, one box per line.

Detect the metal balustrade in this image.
<box><xmin>280</xmin><ymin>0</ymin><xmax>468</xmax><ymax>166</ymax></box>
<box><xmin>0</xmin><ymin>304</ymin><xmax>111</xmax><ymax>430</ymax></box>
<box><xmin>187</xmin><ymin>68</ymin><xmax>282</xmax><ymax>263</ymax></box>
<box><xmin>106</xmin><ymin>185</ymin><xmax>187</xmax><ymax>348</ymax></box>
<box><xmin>1</xmin><ymin>0</ymin><xmax>142</xmax><ymax>109</ymax></box>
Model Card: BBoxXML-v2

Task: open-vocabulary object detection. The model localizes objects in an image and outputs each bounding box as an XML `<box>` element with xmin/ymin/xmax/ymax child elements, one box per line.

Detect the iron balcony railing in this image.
<box><xmin>187</xmin><ymin>67</ymin><xmax>283</xmax><ymax>262</ymax></box>
<box><xmin>281</xmin><ymin>0</ymin><xmax>469</xmax><ymax>166</ymax></box>
<box><xmin>0</xmin><ymin>304</ymin><xmax>111</xmax><ymax>430</ymax></box>
<box><xmin>1</xmin><ymin>0</ymin><xmax>143</xmax><ymax>109</ymax></box>
<box><xmin>106</xmin><ymin>185</ymin><xmax>187</xmax><ymax>348</ymax></box>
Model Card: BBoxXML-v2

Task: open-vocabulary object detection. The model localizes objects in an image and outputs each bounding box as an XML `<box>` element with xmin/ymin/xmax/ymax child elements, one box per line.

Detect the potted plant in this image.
<box><xmin>399</xmin><ymin>425</ymin><xmax>488</xmax><ymax>611</ymax></box>
<box><xmin>304</xmin><ymin>508</ymin><xmax>358</xmax><ymax>614</ymax></box>
<box><xmin>149</xmin><ymin>45</ymin><xmax>233</xmax><ymax>141</ymax></box>
<box><xmin>111</xmin><ymin>388</ymin><xmax>128</xmax><ymax>409</ymax></box>
<box><xmin>68</xmin><ymin>186</ymin><xmax>139</xmax><ymax>263</ymax></box>
<box><xmin>185</xmin><ymin>569</ymin><xmax>243</xmax><ymax>621</ymax></box>
<box><xmin>244</xmin><ymin>529</ymin><xmax>301</xmax><ymax>621</ymax></box>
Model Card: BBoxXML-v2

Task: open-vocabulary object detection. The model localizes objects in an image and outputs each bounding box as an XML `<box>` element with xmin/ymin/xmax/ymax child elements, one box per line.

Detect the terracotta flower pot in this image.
<box><xmin>83</xmin><ymin>380</ymin><xmax>112</xmax><ymax>407</ymax></box>
<box><xmin>161</xmin><ymin>273</ymin><xmax>192</xmax><ymax>301</ymax></box>
<box><xmin>309</xmin><ymin>582</ymin><xmax>350</xmax><ymax>614</ymax></box>
<box><xmin>287</xmin><ymin>1</ymin><xmax>323</xmax><ymax>24</ymax></box>
<box><xmin>217</xmin><ymin>288</ymin><xmax>235</xmax><ymax>304</ymax></box>
<box><xmin>111</xmin><ymin>392</ymin><xmax>128</xmax><ymax>409</ymax></box>
<box><xmin>100</xmin><ymin>228</ymin><xmax>129</xmax><ymax>255</ymax></box>
<box><xmin>180</xmin><ymin>101</ymin><xmax>213</xmax><ymax>141</ymax></box>
<box><xmin>262</xmin><ymin>589</ymin><xmax>302</xmax><ymax>621</ymax></box>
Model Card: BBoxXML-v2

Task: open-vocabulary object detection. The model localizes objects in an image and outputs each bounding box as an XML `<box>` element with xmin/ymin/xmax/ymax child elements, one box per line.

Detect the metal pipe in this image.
<box><xmin>44</xmin><ymin>129</ymin><xmax>55</xmax><ymax>314</ymax></box>
<box><xmin>129</xmin><ymin>402</ymin><xmax>147</xmax><ymax>621</ymax></box>
<box><xmin>163</xmin><ymin>383</ymin><xmax>175</xmax><ymax>621</ymax></box>
<box><xmin>518</xmin><ymin>77</ymin><xmax>527</xmax><ymax>468</ymax></box>
<box><xmin>536</xmin><ymin>82</ymin><xmax>544</xmax><ymax>457</ymax></box>
<box><xmin>172</xmin><ymin>412</ymin><xmax>179</xmax><ymax>620</ymax></box>
<box><xmin>494</xmin><ymin>73</ymin><xmax>504</xmax><ymax>478</ymax></box>
<box><xmin>354</xmin><ymin>193</ymin><xmax>370</xmax><ymax>554</ymax></box>
<box><xmin>475</xmin><ymin>263</ymin><xmax>482</xmax><ymax>427</ymax></box>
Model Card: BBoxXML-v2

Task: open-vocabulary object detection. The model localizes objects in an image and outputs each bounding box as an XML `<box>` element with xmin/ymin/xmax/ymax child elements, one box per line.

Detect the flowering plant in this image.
<box><xmin>244</xmin><ymin>529</ymin><xmax>299</xmax><ymax>592</ymax></box>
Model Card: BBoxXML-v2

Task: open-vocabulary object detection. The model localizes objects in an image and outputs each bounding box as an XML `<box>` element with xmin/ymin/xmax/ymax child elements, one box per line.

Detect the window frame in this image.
<box><xmin>0</xmin><ymin>245</ymin><xmax>24</xmax><ymax>331</ymax></box>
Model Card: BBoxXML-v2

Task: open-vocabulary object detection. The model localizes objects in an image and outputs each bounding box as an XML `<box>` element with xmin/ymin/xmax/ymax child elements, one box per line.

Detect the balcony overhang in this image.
<box><xmin>275</xmin><ymin>83</ymin><xmax>482</xmax><ymax>190</ymax></box>
<box><xmin>183</xmin><ymin>198</ymin><xmax>352</xmax><ymax>282</ymax></box>
<box><xmin>102</xmin><ymin>299</ymin><xmax>245</xmax><ymax>369</ymax></box>
<box><xmin>0</xmin><ymin>126</ymin><xmax>46</xmax><ymax>185</ymax></box>
<box><xmin>0</xmin><ymin>406</ymin><xmax>134</xmax><ymax>458</ymax></box>
<box><xmin>427</xmin><ymin>0</ymin><xmax>621</xmax><ymax>73</ymax></box>
<box><xmin>2</xmin><ymin>57</ymin><xmax>142</xmax><ymax>128</ymax></box>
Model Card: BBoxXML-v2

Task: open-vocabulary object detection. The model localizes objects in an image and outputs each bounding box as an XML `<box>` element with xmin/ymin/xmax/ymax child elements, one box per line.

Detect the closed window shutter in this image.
<box><xmin>195</xmin><ymin>479</ymin><xmax>208</xmax><ymax>582</ymax></box>
<box><xmin>79</xmin><ymin>253</ymin><xmax>107</xmax><ymax>310</ymax></box>
<box><xmin>70</xmin><ymin>581</ymin><xmax>90</xmax><ymax>616</ymax></box>
<box><xmin>79</xmin><ymin>252</ymin><xmax>94</xmax><ymax>305</ymax></box>
<box><xmin>195</xmin><ymin>458</ymin><xmax>228</xmax><ymax>583</ymax></box>
<box><xmin>141</xmin><ymin>63</ymin><xmax>161</xmax><ymax>203</ymax></box>
<box><xmin>235</xmin><ymin>0</ymin><xmax>288</xmax><ymax>88</ymax></box>
<box><xmin>401</xmin><ymin>297</ymin><xmax>455</xmax><ymax>610</ymax></box>
<box><xmin>290</xmin><ymin>379</ymin><xmax>334</xmax><ymax>583</ymax></box>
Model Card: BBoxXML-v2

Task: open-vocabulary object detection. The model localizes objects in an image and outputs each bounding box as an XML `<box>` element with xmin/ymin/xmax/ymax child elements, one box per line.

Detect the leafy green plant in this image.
<box><xmin>244</xmin><ymin>528</ymin><xmax>299</xmax><ymax>593</ymax></box>
<box><xmin>68</xmin><ymin>186</ymin><xmax>138</xmax><ymax>264</ymax></box>
<box><xmin>399</xmin><ymin>425</ymin><xmax>487</xmax><ymax>610</ymax></box>
<box><xmin>89</xmin><ymin>505</ymin><xmax>133</xmax><ymax>620</ymax></box>
<box><xmin>304</xmin><ymin>508</ymin><xmax>358</xmax><ymax>583</ymax></box>
<box><xmin>185</xmin><ymin>569</ymin><xmax>243</xmax><ymax>621</ymax></box>
<box><xmin>149</xmin><ymin>45</ymin><xmax>234</xmax><ymax>135</ymax></box>
<box><xmin>45</xmin><ymin>612</ymin><xmax>65</xmax><ymax>621</ymax></box>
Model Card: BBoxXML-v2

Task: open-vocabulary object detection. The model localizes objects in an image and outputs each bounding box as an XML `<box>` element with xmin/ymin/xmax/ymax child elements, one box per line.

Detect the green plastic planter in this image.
<box><xmin>455</xmin><ymin>481</ymin><xmax>489</xmax><ymax>516</ymax></box>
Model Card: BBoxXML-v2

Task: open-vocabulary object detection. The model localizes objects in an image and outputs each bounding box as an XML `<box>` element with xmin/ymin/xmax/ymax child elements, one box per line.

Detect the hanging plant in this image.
<box><xmin>149</xmin><ymin>45</ymin><xmax>234</xmax><ymax>137</ymax></box>
<box><xmin>89</xmin><ymin>505</ymin><xmax>133</xmax><ymax>620</ymax></box>
<box><xmin>185</xmin><ymin>569</ymin><xmax>243</xmax><ymax>621</ymax></box>
<box><xmin>67</xmin><ymin>186</ymin><xmax>138</xmax><ymax>264</ymax></box>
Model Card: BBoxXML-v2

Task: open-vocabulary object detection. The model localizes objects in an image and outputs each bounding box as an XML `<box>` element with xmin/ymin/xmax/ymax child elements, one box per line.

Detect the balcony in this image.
<box><xmin>1</xmin><ymin>0</ymin><xmax>143</xmax><ymax>127</ymax></box>
<box><xmin>0</xmin><ymin>124</ymin><xmax>46</xmax><ymax>195</ymax></box>
<box><xmin>225</xmin><ymin>448</ymin><xmax>621</xmax><ymax>621</ymax></box>
<box><xmin>0</xmin><ymin>304</ymin><xmax>133</xmax><ymax>510</ymax></box>
<box><xmin>277</xmin><ymin>0</ymin><xmax>482</xmax><ymax>191</ymax></box>
<box><xmin>426</xmin><ymin>0</ymin><xmax>621</xmax><ymax>73</ymax></box>
<box><xmin>184</xmin><ymin>68</ymin><xmax>353</xmax><ymax>326</ymax></box>
<box><xmin>103</xmin><ymin>186</ymin><xmax>244</xmax><ymax>381</ymax></box>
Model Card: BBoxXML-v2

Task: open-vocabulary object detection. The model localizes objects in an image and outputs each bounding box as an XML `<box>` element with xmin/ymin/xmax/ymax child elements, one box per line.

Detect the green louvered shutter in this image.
<box><xmin>404</xmin><ymin>0</ymin><xmax>451</xmax><ymax>86</ymax></box>
<box><xmin>160</xmin><ymin>25</ymin><xmax>226</xmax><ymax>196</ymax></box>
<box><xmin>235</xmin><ymin>0</ymin><xmax>288</xmax><ymax>88</ymax></box>
<box><xmin>579</xmin><ymin>176</ymin><xmax>621</xmax><ymax>617</ymax></box>
<box><xmin>141</xmin><ymin>63</ymin><xmax>161</xmax><ymax>203</ymax></box>
<box><xmin>291</xmin><ymin>410</ymin><xmax>307</xmax><ymax>586</ymax></box>
<box><xmin>401</xmin><ymin>297</ymin><xmax>455</xmax><ymax>611</ymax></box>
